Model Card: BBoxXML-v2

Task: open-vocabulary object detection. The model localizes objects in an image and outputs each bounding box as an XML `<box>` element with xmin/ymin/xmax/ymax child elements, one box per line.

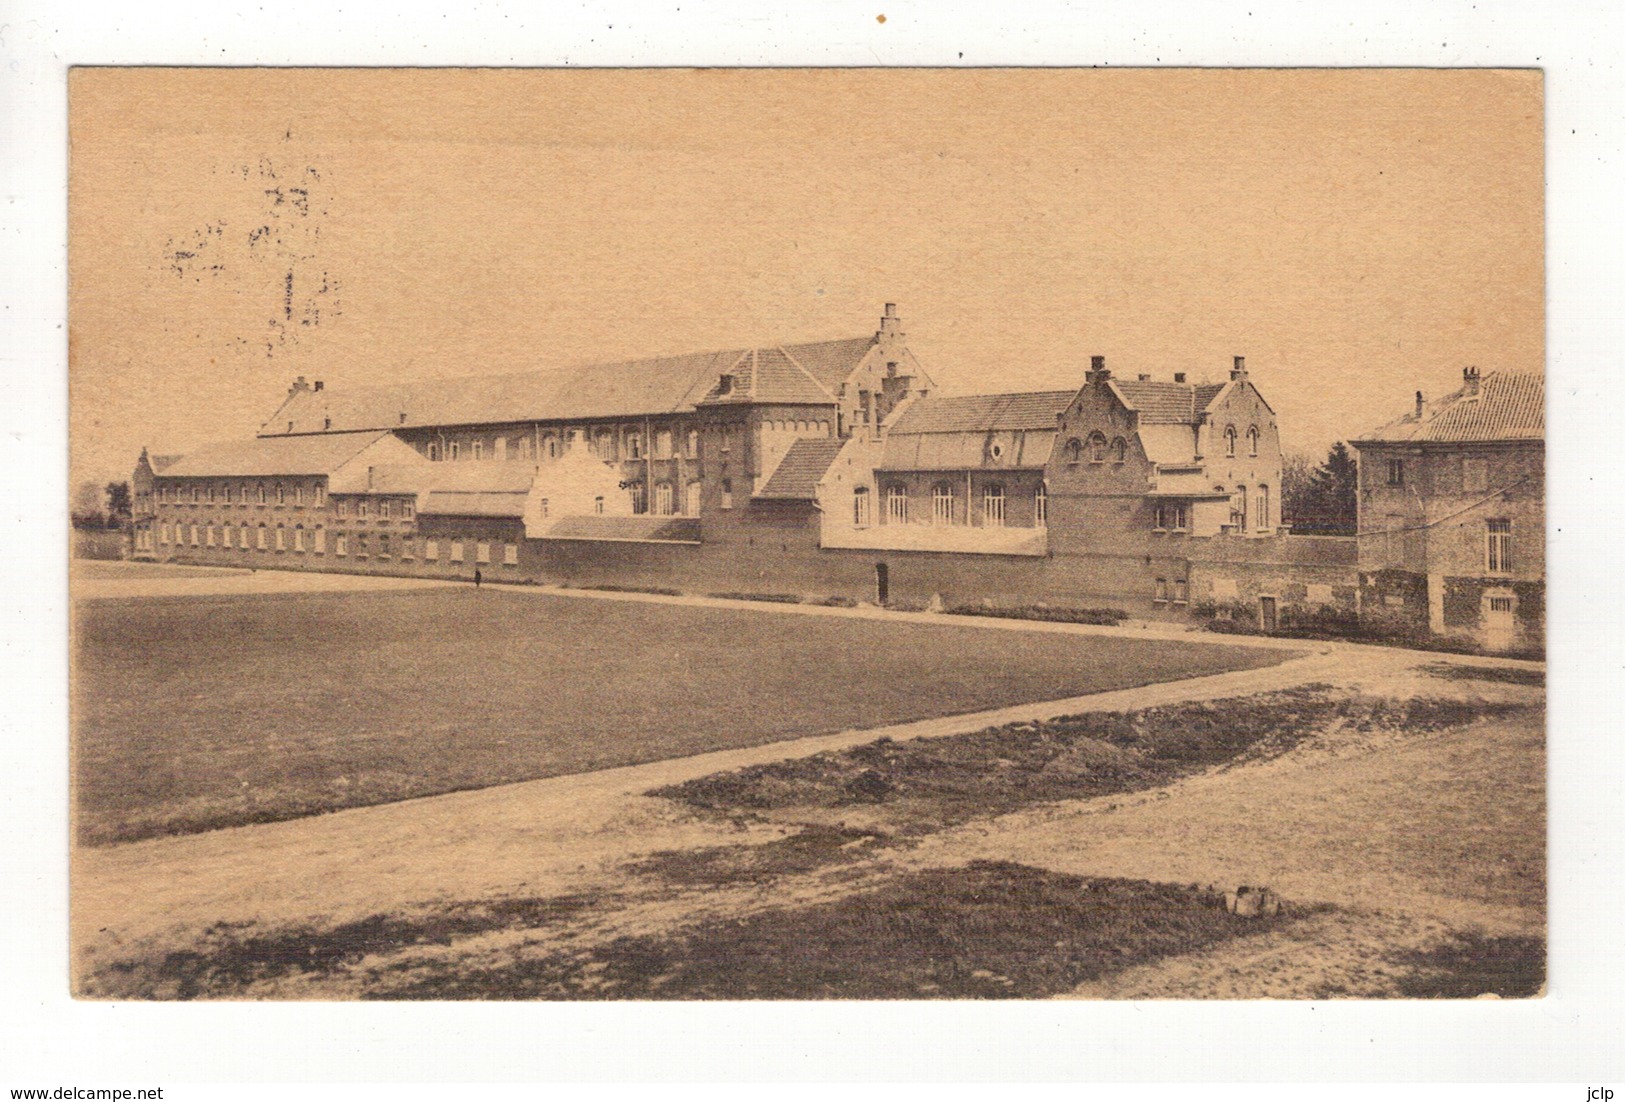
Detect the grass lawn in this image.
<box><xmin>73</xmin><ymin>588</ymin><xmax>1286</xmax><ymax>845</ymax></box>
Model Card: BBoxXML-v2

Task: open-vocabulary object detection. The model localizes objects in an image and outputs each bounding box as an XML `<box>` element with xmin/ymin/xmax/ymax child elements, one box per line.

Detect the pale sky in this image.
<box><xmin>69</xmin><ymin>68</ymin><xmax>1542</xmax><ymax>486</ymax></box>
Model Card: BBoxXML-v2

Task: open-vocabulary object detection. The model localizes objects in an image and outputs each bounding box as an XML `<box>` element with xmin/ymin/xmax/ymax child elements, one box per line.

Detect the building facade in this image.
<box><xmin>1350</xmin><ymin>368</ymin><xmax>1545</xmax><ymax>651</ymax></box>
<box><xmin>131</xmin><ymin>305</ymin><xmax>1541</xmax><ymax>650</ymax></box>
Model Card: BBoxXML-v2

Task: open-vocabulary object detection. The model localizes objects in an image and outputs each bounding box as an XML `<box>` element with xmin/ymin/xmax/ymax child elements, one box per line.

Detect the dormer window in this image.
<box><xmin>1111</xmin><ymin>437</ymin><xmax>1127</xmax><ymax>464</ymax></box>
<box><xmin>718</xmin><ymin>373</ymin><xmax>734</xmax><ymax>396</ymax></box>
<box><xmin>1088</xmin><ymin>432</ymin><xmax>1108</xmax><ymax>464</ymax></box>
<box><xmin>1064</xmin><ymin>438</ymin><xmax>1083</xmax><ymax>465</ymax></box>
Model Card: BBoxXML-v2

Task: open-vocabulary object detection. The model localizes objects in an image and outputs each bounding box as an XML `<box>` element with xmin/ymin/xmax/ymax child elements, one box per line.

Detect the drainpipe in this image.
<box><xmin>965</xmin><ymin>469</ymin><xmax>972</xmax><ymax>527</ymax></box>
<box><xmin>644</xmin><ymin>415</ymin><xmax>654</xmax><ymax>514</ymax></box>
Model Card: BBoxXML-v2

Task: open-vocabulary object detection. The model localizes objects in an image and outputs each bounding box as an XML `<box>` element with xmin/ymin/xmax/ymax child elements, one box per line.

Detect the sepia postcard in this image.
<box><xmin>68</xmin><ymin>67</ymin><xmax>1544</xmax><ymax>1002</ymax></box>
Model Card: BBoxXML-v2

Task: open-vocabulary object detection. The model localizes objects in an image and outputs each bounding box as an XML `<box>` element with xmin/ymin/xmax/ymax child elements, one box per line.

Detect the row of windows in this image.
<box><xmin>1222</xmin><ymin>426</ymin><xmax>1262</xmax><ymax>459</ymax></box>
<box><xmin>425</xmin><ymin>428</ymin><xmax>704</xmax><ymax>463</ymax></box>
<box><xmin>158</xmin><ymin>482</ymin><xmax>326</xmax><ymax>507</ymax></box>
<box><xmin>856</xmin><ymin>484</ymin><xmax>1043</xmax><ymax>528</ymax></box>
<box><xmin>333</xmin><ymin>498</ymin><xmax>414</xmax><ymax>520</ymax></box>
<box><xmin>158</xmin><ymin>522</ymin><xmax>521</xmax><ymax>567</ymax></box>
<box><xmin>1387</xmin><ymin>457</ymin><xmax>1498</xmax><ymax>494</ymax></box>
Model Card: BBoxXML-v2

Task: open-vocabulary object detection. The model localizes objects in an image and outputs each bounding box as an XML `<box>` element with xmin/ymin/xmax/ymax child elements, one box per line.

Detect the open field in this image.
<box><xmin>73</xmin><ymin>586</ymin><xmax>1286</xmax><ymax>845</ymax></box>
<box><xmin>76</xmin><ymin>654</ymin><xmax>1543</xmax><ymax>1000</ymax></box>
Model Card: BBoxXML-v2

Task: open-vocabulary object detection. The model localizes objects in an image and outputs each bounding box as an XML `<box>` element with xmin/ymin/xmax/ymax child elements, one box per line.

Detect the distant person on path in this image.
<box><xmin>474</xmin><ymin>567</ymin><xmax>482</xmax><ymax>589</ymax></box>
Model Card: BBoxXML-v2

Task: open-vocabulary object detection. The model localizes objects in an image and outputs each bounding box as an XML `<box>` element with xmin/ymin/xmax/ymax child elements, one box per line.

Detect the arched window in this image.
<box><xmin>276</xmin><ymin>483</ymin><xmax>285</xmax><ymax>505</ymax></box>
<box><xmin>293</xmin><ymin>525</ymin><xmax>306</xmax><ymax>552</ymax></box>
<box><xmin>595</xmin><ymin>430</ymin><xmax>614</xmax><ymax>459</ymax></box>
<box><xmin>655</xmin><ymin>430</ymin><xmax>673</xmax><ymax>459</ymax></box>
<box><xmin>932</xmin><ymin>482</ymin><xmax>956</xmax><ymax>526</ymax></box>
<box><xmin>257</xmin><ymin>483</ymin><xmax>267</xmax><ymax>505</ymax></box>
<box><xmin>427</xmin><ymin>442</ymin><xmax>440</xmax><ymax>461</ymax></box>
<box><xmin>256</xmin><ymin>524</ymin><xmax>268</xmax><ymax>550</ymax></box>
<box><xmin>630</xmin><ymin>482</ymin><xmax>648</xmax><ymax>514</ymax></box>
<box><xmin>886</xmin><ymin>484</ymin><xmax>909</xmax><ymax>524</ymax></box>
<box><xmin>1247</xmin><ymin>426</ymin><xmax>1259</xmax><ymax>456</ymax></box>
<box><xmin>685</xmin><ymin>481</ymin><xmax>703</xmax><ymax>516</ymax></box>
<box><xmin>1224</xmin><ymin>426</ymin><xmax>1237</xmax><ymax>457</ymax></box>
<box><xmin>593</xmin><ymin>496</ymin><xmax>605</xmax><ymax>515</ymax></box>
<box><xmin>449</xmin><ymin>442</ymin><xmax>460</xmax><ymax>461</ymax></box>
<box><xmin>274</xmin><ymin>524</ymin><xmax>286</xmax><ymax>551</ymax></box>
<box><xmin>719</xmin><ymin>478</ymin><xmax>733</xmax><ymax>510</ymax></box>
<box><xmin>627</xmin><ymin>432</ymin><xmax>643</xmax><ymax>460</ymax></box>
<box><xmin>853</xmin><ymin>486</ymin><xmax>872</xmax><ymax>527</ymax></box>
<box><xmin>472</xmin><ymin>442</ymin><xmax>484</xmax><ymax>461</ymax></box>
<box><xmin>686</xmin><ymin>430</ymin><xmax>700</xmax><ymax>459</ymax></box>
<box><xmin>654</xmin><ymin>481</ymin><xmax>675</xmax><ymax>515</ymax></box>
<box><xmin>239</xmin><ymin>524</ymin><xmax>251</xmax><ymax>549</ymax></box>
<box><xmin>1255</xmin><ymin>485</ymin><xmax>1270</xmax><ymax>531</ymax></box>
<box><xmin>1111</xmin><ymin>437</ymin><xmax>1127</xmax><ymax>463</ymax></box>
<box><xmin>1089</xmin><ymin>432</ymin><xmax>1108</xmax><ymax>463</ymax></box>
<box><xmin>1065</xmin><ymin>438</ymin><xmax>1083</xmax><ymax>465</ymax></box>
<box><xmin>983</xmin><ymin>483</ymin><xmax>1006</xmax><ymax>527</ymax></box>
<box><xmin>1035</xmin><ymin>485</ymin><xmax>1048</xmax><ymax>528</ymax></box>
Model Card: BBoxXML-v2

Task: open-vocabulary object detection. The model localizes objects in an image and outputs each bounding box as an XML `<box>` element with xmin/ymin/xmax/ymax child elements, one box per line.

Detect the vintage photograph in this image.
<box><xmin>68</xmin><ymin>67</ymin><xmax>1544</xmax><ymax>1000</ymax></box>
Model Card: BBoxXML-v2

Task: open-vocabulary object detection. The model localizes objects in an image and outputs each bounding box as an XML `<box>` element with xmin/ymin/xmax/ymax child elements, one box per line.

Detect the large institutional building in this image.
<box><xmin>129</xmin><ymin>305</ymin><xmax>1543</xmax><ymax>651</ymax></box>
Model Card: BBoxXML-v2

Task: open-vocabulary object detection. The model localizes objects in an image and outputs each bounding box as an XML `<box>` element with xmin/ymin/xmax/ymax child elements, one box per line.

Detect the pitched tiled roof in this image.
<box><xmin>887</xmin><ymin>390</ymin><xmax>1076</xmax><ymax>434</ymax></box>
<box><xmin>541</xmin><ymin>515</ymin><xmax>702</xmax><ymax>542</ymax></box>
<box><xmin>159</xmin><ymin>431</ymin><xmax>392</xmax><ymax>478</ymax></box>
<box><xmin>756</xmin><ymin>439</ymin><xmax>845</xmax><ymax>499</ymax></box>
<box><xmin>1193</xmin><ymin>383</ymin><xmax>1228</xmax><ymax>411</ymax></box>
<box><xmin>420</xmin><ymin>490</ymin><xmax>531</xmax><ymax>518</ymax></box>
<box><xmin>1112</xmin><ymin>380</ymin><xmax>1205</xmax><ymax>423</ymax></box>
<box><xmin>150</xmin><ymin>454</ymin><xmax>185</xmax><ymax>473</ymax></box>
<box><xmin>1355</xmin><ymin>372</ymin><xmax>1544</xmax><ymax>444</ymax></box>
<box><xmin>272</xmin><ymin>336</ymin><xmax>876</xmax><ymax>435</ymax></box>
<box><xmin>694</xmin><ymin>337</ymin><xmax>878</xmax><ymax>407</ymax></box>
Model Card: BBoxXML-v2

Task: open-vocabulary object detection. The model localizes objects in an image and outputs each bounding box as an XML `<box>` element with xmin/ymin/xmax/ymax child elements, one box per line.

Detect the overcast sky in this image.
<box><xmin>69</xmin><ymin>68</ymin><xmax>1542</xmax><ymax>486</ymax></box>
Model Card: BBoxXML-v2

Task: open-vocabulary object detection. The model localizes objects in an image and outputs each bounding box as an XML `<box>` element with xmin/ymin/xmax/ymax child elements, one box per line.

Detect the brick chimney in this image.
<box><xmin>1229</xmin><ymin>355</ymin><xmax>1248</xmax><ymax>382</ymax></box>
<box><xmin>1462</xmin><ymin>365</ymin><xmax>1482</xmax><ymax>396</ymax></box>
<box><xmin>1174</xmin><ymin>372</ymin><xmax>1186</xmax><ymax>384</ymax></box>
<box><xmin>313</xmin><ymin>380</ymin><xmax>324</xmax><ymax>392</ymax></box>
<box><xmin>1086</xmin><ymin>355</ymin><xmax>1110</xmax><ymax>385</ymax></box>
<box><xmin>1415</xmin><ymin>390</ymin><xmax>1425</xmax><ymax>420</ymax></box>
<box><xmin>288</xmin><ymin>375</ymin><xmax>311</xmax><ymax>398</ymax></box>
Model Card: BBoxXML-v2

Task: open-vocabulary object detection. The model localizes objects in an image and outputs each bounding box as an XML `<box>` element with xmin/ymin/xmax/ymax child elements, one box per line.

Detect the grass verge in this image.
<box><xmin>651</xmin><ymin>689</ymin><xmax>1521</xmax><ymax>830</ymax></box>
<box><xmin>1391</xmin><ymin>932</ymin><xmax>1545</xmax><ymax>999</ymax></box>
<box><xmin>368</xmin><ymin>861</ymin><xmax>1315</xmax><ymax>1000</ymax></box>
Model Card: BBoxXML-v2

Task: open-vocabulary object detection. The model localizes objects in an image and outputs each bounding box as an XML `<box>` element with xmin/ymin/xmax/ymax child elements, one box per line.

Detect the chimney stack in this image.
<box><xmin>1415</xmin><ymin>390</ymin><xmax>1425</xmax><ymax>420</ymax></box>
<box><xmin>367</xmin><ymin>466</ymin><xmax>375</xmax><ymax>491</ymax></box>
<box><xmin>1462</xmin><ymin>365</ymin><xmax>1482</xmax><ymax>396</ymax></box>
<box><xmin>876</xmin><ymin>303</ymin><xmax>903</xmax><ymax>343</ymax></box>
<box><xmin>1086</xmin><ymin>355</ymin><xmax>1110</xmax><ymax>384</ymax></box>
<box><xmin>1174</xmin><ymin>372</ymin><xmax>1186</xmax><ymax>384</ymax></box>
<box><xmin>1137</xmin><ymin>373</ymin><xmax>1151</xmax><ymax>382</ymax></box>
<box><xmin>1230</xmin><ymin>356</ymin><xmax>1248</xmax><ymax>381</ymax></box>
<box><xmin>313</xmin><ymin>380</ymin><xmax>324</xmax><ymax>392</ymax></box>
<box><xmin>288</xmin><ymin>376</ymin><xmax>311</xmax><ymax>398</ymax></box>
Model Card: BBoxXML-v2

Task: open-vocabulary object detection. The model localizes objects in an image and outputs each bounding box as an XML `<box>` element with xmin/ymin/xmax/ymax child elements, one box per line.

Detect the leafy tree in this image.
<box><xmin>1283</xmin><ymin>442</ymin><xmax>1358</xmax><ymax>536</ymax></box>
<box><xmin>105</xmin><ymin>481</ymin><xmax>133</xmax><ymax>526</ymax></box>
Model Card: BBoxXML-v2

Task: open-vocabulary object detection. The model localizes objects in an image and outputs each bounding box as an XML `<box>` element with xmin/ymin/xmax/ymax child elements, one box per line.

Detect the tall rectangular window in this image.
<box><xmin>335</xmin><ymin>534</ymin><xmax>347</xmax><ymax>557</ymax></box>
<box><xmin>476</xmin><ymin>541</ymin><xmax>491</xmax><ymax>565</ymax></box>
<box><xmin>314</xmin><ymin>528</ymin><xmax>326</xmax><ymax>554</ymax></box>
<box><xmin>983</xmin><ymin>484</ymin><xmax>1006</xmax><ymax>528</ymax></box>
<box><xmin>1386</xmin><ymin>457</ymin><xmax>1406</xmax><ymax>487</ymax></box>
<box><xmin>1035</xmin><ymin>486</ymin><xmax>1048</xmax><ymax>528</ymax></box>
<box><xmin>503</xmin><ymin>543</ymin><xmax>518</xmax><ymax>566</ymax></box>
<box><xmin>450</xmin><ymin>540</ymin><xmax>464</xmax><ymax>563</ymax></box>
<box><xmin>380</xmin><ymin>500</ymin><xmax>391</xmax><ymax>520</ymax></box>
<box><xmin>1155</xmin><ymin>577</ymin><xmax>1168</xmax><ymax>602</ymax></box>
<box><xmin>424</xmin><ymin>539</ymin><xmax>439</xmax><ymax>561</ymax></box>
<box><xmin>1487</xmin><ymin>518</ymin><xmax>1513</xmax><ymax>574</ymax></box>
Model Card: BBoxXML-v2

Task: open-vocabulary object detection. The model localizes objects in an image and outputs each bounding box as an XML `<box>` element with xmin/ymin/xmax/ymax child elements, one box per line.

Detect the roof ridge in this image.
<box><xmin>774</xmin><ymin>344</ymin><xmax>838</xmax><ymax>402</ymax></box>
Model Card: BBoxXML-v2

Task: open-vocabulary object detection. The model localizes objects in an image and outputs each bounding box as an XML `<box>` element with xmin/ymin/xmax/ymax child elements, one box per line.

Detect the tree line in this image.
<box><xmin>1281</xmin><ymin>442</ymin><xmax>1358</xmax><ymax>536</ymax></box>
